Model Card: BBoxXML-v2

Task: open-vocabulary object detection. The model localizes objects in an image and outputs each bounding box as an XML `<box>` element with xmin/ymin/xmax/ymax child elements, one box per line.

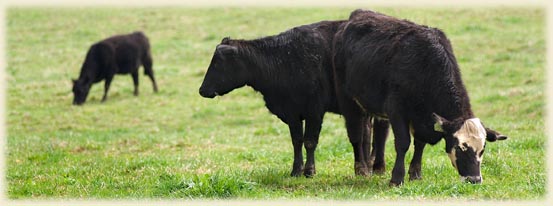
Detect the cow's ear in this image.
<box><xmin>432</xmin><ymin>113</ymin><xmax>448</xmax><ymax>133</ymax></box>
<box><xmin>221</xmin><ymin>37</ymin><xmax>231</xmax><ymax>44</ymax></box>
<box><xmin>485</xmin><ymin>127</ymin><xmax>508</xmax><ymax>142</ymax></box>
<box><xmin>216</xmin><ymin>44</ymin><xmax>238</xmax><ymax>56</ymax></box>
<box><xmin>349</xmin><ymin>9</ymin><xmax>366</xmax><ymax>20</ymax></box>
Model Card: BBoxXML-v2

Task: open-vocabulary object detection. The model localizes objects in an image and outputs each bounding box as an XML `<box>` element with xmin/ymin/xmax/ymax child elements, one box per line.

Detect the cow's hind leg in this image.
<box><xmin>132</xmin><ymin>71</ymin><xmax>139</xmax><ymax>96</ymax></box>
<box><xmin>361</xmin><ymin>117</ymin><xmax>373</xmax><ymax>173</ymax></box>
<box><xmin>371</xmin><ymin>118</ymin><xmax>389</xmax><ymax>174</ymax></box>
<box><xmin>339</xmin><ymin>98</ymin><xmax>370</xmax><ymax>176</ymax></box>
<box><xmin>101</xmin><ymin>75</ymin><xmax>114</xmax><ymax>102</ymax></box>
<box><xmin>288</xmin><ymin>120</ymin><xmax>304</xmax><ymax>177</ymax></box>
<box><xmin>143</xmin><ymin>51</ymin><xmax>158</xmax><ymax>92</ymax></box>
<box><xmin>303</xmin><ymin>116</ymin><xmax>323</xmax><ymax>177</ymax></box>
<box><xmin>347</xmin><ymin>114</ymin><xmax>370</xmax><ymax>176</ymax></box>
<box><xmin>408</xmin><ymin>139</ymin><xmax>425</xmax><ymax>181</ymax></box>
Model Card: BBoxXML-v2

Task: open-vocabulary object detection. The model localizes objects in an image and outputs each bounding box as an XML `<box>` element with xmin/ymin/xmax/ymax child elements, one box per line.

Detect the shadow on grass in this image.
<box><xmin>150</xmin><ymin>167</ymin><xmax>396</xmax><ymax>199</ymax></box>
<box><xmin>245</xmin><ymin>167</ymin><xmax>394</xmax><ymax>197</ymax></box>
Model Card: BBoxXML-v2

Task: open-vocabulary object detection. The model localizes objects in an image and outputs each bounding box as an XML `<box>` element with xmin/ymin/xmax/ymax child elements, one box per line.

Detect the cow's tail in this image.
<box><xmin>137</xmin><ymin>33</ymin><xmax>153</xmax><ymax>76</ymax></box>
<box><xmin>143</xmin><ymin>49</ymin><xmax>153</xmax><ymax>76</ymax></box>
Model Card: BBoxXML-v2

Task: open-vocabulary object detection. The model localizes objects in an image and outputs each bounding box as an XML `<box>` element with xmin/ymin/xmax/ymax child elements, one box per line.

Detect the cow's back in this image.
<box><xmin>96</xmin><ymin>31</ymin><xmax>150</xmax><ymax>74</ymax></box>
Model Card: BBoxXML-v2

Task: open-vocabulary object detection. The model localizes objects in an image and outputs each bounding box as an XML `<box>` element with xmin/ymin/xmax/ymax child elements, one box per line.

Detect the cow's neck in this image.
<box><xmin>77</xmin><ymin>54</ymin><xmax>101</xmax><ymax>85</ymax></box>
<box><xmin>245</xmin><ymin>60</ymin><xmax>283</xmax><ymax>96</ymax></box>
<box><xmin>237</xmin><ymin>43</ymin><xmax>287</xmax><ymax>96</ymax></box>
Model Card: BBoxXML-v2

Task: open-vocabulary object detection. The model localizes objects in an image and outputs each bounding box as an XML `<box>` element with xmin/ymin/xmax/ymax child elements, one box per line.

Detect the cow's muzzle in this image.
<box><xmin>199</xmin><ymin>87</ymin><xmax>216</xmax><ymax>98</ymax></box>
<box><xmin>73</xmin><ymin>100</ymin><xmax>84</xmax><ymax>106</ymax></box>
<box><xmin>461</xmin><ymin>176</ymin><xmax>482</xmax><ymax>184</ymax></box>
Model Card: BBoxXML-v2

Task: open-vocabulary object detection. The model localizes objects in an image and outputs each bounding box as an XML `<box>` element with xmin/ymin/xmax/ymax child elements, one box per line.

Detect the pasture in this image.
<box><xmin>6</xmin><ymin>7</ymin><xmax>545</xmax><ymax>200</ymax></box>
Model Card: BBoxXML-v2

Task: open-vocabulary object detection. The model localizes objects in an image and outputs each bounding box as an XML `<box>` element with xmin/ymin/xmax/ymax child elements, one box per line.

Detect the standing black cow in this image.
<box><xmin>72</xmin><ymin>31</ymin><xmax>158</xmax><ymax>105</ymax></box>
<box><xmin>199</xmin><ymin>21</ymin><xmax>341</xmax><ymax>177</ymax></box>
<box><xmin>200</xmin><ymin>20</ymin><xmax>392</xmax><ymax>177</ymax></box>
<box><xmin>333</xmin><ymin>9</ymin><xmax>507</xmax><ymax>186</ymax></box>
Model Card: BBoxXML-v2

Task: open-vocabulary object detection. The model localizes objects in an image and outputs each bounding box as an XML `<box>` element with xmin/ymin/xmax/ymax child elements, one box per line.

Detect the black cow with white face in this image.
<box><xmin>72</xmin><ymin>31</ymin><xmax>158</xmax><ymax>105</ymax></box>
<box><xmin>333</xmin><ymin>9</ymin><xmax>507</xmax><ymax>186</ymax></box>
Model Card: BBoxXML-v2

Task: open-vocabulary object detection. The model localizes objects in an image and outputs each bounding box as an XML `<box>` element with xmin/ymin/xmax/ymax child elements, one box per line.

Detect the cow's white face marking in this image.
<box><xmin>447</xmin><ymin>118</ymin><xmax>486</xmax><ymax>169</ymax></box>
<box><xmin>455</xmin><ymin>118</ymin><xmax>486</xmax><ymax>159</ymax></box>
<box><xmin>448</xmin><ymin>148</ymin><xmax>457</xmax><ymax>169</ymax></box>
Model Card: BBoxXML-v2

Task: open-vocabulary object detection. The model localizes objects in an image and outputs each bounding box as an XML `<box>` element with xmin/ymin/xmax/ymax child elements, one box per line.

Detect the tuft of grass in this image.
<box><xmin>154</xmin><ymin>172</ymin><xmax>257</xmax><ymax>198</ymax></box>
<box><xmin>6</xmin><ymin>7</ymin><xmax>545</xmax><ymax>201</ymax></box>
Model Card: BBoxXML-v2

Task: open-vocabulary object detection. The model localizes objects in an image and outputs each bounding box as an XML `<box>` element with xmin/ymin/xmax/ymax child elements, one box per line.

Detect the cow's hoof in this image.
<box><xmin>290</xmin><ymin>165</ymin><xmax>304</xmax><ymax>177</ymax></box>
<box><xmin>373</xmin><ymin>164</ymin><xmax>386</xmax><ymax>175</ymax></box>
<box><xmin>408</xmin><ymin>166</ymin><xmax>422</xmax><ymax>181</ymax></box>
<box><xmin>409</xmin><ymin>172</ymin><xmax>422</xmax><ymax>181</ymax></box>
<box><xmin>304</xmin><ymin>166</ymin><xmax>316</xmax><ymax>178</ymax></box>
<box><xmin>389</xmin><ymin>180</ymin><xmax>403</xmax><ymax>187</ymax></box>
<box><xmin>290</xmin><ymin>170</ymin><xmax>303</xmax><ymax>177</ymax></box>
<box><xmin>354</xmin><ymin>162</ymin><xmax>370</xmax><ymax>176</ymax></box>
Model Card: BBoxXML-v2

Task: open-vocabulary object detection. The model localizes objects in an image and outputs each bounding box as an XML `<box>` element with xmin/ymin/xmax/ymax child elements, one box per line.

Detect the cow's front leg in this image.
<box><xmin>388</xmin><ymin>114</ymin><xmax>410</xmax><ymax>186</ymax></box>
<box><xmin>131</xmin><ymin>72</ymin><xmax>139</xmax><ymax>96</ymax></box>
<box><xmin>102</xmin><ymin>75</ymin><xmax>114</xmax><ymax>102</ymax></box>
<box><xmin>303</xmin><ymin>116</ymin><xmax>323</xmax><ymax>177</ymax></box>
<box><xmin>408</xmin><ymin>139</ymin><xmax>425</xmax><ymax>181</ymax></box>
<box><xmin>288</xmin><ymin>120</ymin><xmax>304</xmax><ymax>177</ymax></box>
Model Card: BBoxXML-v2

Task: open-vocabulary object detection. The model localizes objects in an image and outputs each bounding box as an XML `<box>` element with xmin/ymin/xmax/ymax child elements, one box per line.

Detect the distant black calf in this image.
<box><xmin>72</xmin><ymin>31</ymin><xmax>158</xmax><ymax>105</ymax></box>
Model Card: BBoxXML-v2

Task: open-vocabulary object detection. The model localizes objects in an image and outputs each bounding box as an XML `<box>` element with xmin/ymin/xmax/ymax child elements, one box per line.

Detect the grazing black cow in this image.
<box><xmin>332</xmin><ymin>9</ymin><xmax>507</xmax><ymax>186</ymax></box>
<box><xmin>72</xmin><ymin>31</ymin><xmax>158</xmax><ymax>105</ymax></box>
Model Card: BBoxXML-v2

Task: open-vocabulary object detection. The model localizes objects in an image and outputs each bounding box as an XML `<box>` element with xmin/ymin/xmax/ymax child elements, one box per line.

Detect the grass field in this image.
<box><xmin>6</xmin><ymin>7</ymin><xmax>545</xmax><ymax>201</ymax></box>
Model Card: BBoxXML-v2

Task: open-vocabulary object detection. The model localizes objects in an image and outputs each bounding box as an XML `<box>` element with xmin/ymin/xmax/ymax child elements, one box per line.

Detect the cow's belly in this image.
<box><xmin>115</xmin><ymin>61</ymin><xmax>139</xmax><ymax>74</ymax></box>
<box><xmin>263</xmin><ymin>95</ymin><xmax>324</xmax><ymax>124</ymax></box>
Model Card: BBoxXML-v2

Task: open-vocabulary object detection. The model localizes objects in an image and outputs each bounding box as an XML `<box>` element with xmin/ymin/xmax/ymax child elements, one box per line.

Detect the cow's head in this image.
<box><xmin>433</xmin><ymin>113</ymin><xmax>507</xmax><ymax>184</ymax></box>
<box><xmin>72</xmin><ymin>78</ymin><xmax>91</xmax><ymax>105</ymax></box>
<box><xmin>199</xmin><ymin>38</ymin><xmax>250</xmax><ymax>98</ymax></box>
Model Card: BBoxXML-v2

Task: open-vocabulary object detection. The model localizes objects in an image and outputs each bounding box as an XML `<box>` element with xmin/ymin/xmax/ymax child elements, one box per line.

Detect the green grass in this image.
<box><xmin>6</xmin><ymin>7</ymin><xmax>545</xmax><ymax>201</ymax></box>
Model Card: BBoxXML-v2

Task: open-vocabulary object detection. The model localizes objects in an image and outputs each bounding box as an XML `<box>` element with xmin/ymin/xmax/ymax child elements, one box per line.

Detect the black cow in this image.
<box><xmin>72</xmin><ymin>31</ymin><xmax>158</xmax><ymax>105</ymax></box>
<box><xmin>333</xmin><ymin>9</ymin><xmax>507</xmax><ymax>186</ymax></box>
<box><xmin>199</xmin><ymin>21</ymin><xmax>341</xmax><ymax>177</ymax></box>
<box><xmin>199</xmin><ymin>20</ymin><xmax>391</xmax><ymax>177</ymax></box>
